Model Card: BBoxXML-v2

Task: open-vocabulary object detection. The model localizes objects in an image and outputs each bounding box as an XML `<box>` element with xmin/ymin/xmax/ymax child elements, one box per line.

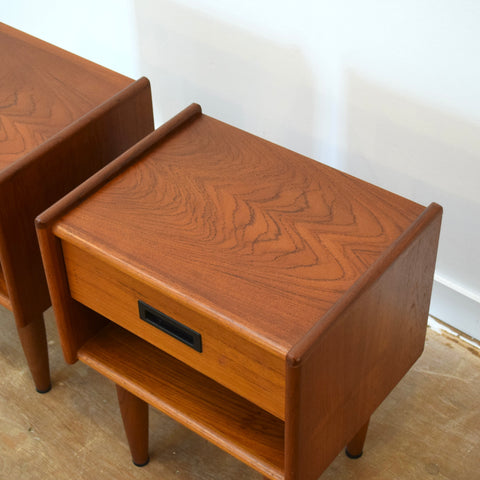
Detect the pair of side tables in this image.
<box><xmin>2</xmin><ymin>23</ymin><xmax>442</xmax><ymax>480</ymax></box>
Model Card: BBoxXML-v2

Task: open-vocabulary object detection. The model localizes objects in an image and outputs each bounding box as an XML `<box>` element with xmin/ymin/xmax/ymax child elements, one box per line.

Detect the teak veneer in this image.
<box><xmin>36</xmin><ymin>104</ymin><xmax>442</xmax><ymax>479</ymax></box>
<box><xmin>0</xmin><ymin>23</ymin><xmax>154</xmax><ymax>392</ymax></box>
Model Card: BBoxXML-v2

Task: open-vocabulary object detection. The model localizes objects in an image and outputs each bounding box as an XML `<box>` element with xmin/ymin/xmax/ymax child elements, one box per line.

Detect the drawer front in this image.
<box><xmin>61</xmin><ymin>240</ymin><xmax>285</xmax><ymax>419</ymax></box>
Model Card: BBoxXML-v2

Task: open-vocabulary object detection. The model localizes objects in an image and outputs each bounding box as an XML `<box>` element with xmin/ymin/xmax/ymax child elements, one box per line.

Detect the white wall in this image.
<box><xmin>3</xmin><ymin>0</ymin><xmax>480</xmax><ymax>339</ymax></box>
<box><xmin>2</xmin><ymin>0</ymin><xmax>140</xmax><ymax>78</ymax></box>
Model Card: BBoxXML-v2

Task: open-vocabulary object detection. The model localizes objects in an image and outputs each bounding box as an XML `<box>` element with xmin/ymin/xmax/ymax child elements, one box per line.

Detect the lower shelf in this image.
<box><xmin>78</xmin><ymin>323</ymin><xmax>285</xmax><ymax>480</ymax></box>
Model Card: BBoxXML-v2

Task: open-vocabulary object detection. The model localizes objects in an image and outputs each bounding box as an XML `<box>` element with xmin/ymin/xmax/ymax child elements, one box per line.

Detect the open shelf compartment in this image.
<box><xmin>78</xmin><ymin>322</ymin><xmax>285</xmax><ymax>480</ymax></box>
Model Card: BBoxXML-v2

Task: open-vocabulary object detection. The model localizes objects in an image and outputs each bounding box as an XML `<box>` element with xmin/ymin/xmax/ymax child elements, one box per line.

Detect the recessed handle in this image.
<box><xmin>138</xmin><ymin>301</ymin><xmax>202</xmax><ymax>352</ymax></box>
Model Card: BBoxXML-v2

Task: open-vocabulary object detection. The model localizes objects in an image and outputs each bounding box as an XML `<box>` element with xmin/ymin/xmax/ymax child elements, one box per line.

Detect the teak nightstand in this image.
<box><xmin>36</xmin><ymin>104</ymin><xmax>442</xmax><ymax>479</ymax></box>
<box><xmin>0</xmin><ymin>23</ymin><xmax>154</xmax><ymax>392</ymax></box>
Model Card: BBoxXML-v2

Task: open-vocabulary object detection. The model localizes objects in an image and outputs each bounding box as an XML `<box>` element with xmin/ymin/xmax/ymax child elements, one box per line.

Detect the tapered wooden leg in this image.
<box><xmin>16</xmin><ymin>315</ymin><xmax>51</xmax><ymax>393</ymax></box>
<box><xmin>116</xmin><ymin>384</ymin><xmax>150</xmax><ymax>467</ymax></box>
<box><xmin>345</xmin><ymin>419</ymin><xmax>370</xmax><ymax>459</ymax></box>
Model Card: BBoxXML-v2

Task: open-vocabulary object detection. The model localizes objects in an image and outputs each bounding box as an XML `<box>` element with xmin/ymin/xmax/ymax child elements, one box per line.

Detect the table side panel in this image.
<box><xmin>0</xmin><ymin>79</ymin><xmax>153</xmax><ymax>327</ymax></box>
<box><xmin>284</xmin><ymin>208</ymin><xmax>442</xmax><ymax>480</ymax></box>
<box><xmin>62</xmin><ymin>240</ymin><xmax>286</xmax><ymax>420</ymax></box>
<box><xmin>36</xmin><ymin>225</ymin><xmax>109</xmax><ymax>364</ymax></box>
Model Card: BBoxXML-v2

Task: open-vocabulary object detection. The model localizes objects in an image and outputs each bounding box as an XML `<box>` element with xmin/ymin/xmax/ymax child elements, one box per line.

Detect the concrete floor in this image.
<box><xmin>1</xmin><ymin>306</ymin><xmax>479</xmax><ymax>479</ymax></box>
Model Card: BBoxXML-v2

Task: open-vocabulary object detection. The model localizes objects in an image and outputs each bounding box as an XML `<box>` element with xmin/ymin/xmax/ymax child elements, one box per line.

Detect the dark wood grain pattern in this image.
<box><xmin>55</xmin><ymin>114</ymin><xmax>425</xmax><ymax>353</ymax></box>
<box><xmin>0</xmin><ymin>22</ymin><xmax>154</xmax><ymax>391</ymax></box>
<box><xmin>0</xmin><ymin>22</ymin><xmax>131</xmax><ymax>170</ymax></box>
<box><xmin>37</xmin><ymin>105</ymin><xmax>442</xmax><ymax>479</ymax></box>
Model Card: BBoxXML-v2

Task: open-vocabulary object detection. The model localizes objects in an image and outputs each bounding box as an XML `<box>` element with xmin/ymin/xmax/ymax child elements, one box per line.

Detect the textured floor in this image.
<box><xmin>1</xmin><ymin>305</ymin><xmax>479</xmax><ymax>479</ymax></box>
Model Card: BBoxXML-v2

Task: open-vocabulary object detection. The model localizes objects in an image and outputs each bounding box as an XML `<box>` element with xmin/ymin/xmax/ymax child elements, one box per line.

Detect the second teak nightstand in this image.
<box><xmin>0</xmin><ymin>22</ymin><xmax>154</xmax><ymax>392</ymax></box>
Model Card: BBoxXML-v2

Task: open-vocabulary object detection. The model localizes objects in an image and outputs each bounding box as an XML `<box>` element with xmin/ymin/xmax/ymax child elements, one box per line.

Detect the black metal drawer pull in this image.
<box><xmin>138</xmin><ymin>301</ymin><xmax>202</xmax><ymax>352</ymax></box>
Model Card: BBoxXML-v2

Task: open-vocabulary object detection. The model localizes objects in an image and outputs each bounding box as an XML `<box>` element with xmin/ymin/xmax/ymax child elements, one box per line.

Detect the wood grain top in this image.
<box><xmin>0</xmin><ymin>22</ymin><xmax>131</xmax><ymax>171</ymax></box>
<box><xmin>55</xmin><ymin>112</ymin><xmax>425</xmax><ymax>353</ymax></box>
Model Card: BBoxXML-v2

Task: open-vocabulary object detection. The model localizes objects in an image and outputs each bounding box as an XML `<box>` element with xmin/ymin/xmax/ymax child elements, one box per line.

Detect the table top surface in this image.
<box><xmin>55</xmin><ymin>112</ymin><xmax>425</xmax><ymax>352</ymax></box>
<box><xmin>0</xmin><ymin>22</ymin><xmax>131</xmax><ymax>172</ymax></box>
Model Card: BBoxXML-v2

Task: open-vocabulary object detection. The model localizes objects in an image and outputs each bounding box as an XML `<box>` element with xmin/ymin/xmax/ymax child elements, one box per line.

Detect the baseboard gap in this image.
<box><xmin>428</xmin><ymin>315</ymin><xmax>480</xmax><ymax>352</ymax></box>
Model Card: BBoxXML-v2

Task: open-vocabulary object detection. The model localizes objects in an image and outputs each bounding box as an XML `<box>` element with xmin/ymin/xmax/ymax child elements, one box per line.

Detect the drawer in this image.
<box><xmin>61</xmin><ymin>240</ymin><xmax>286</xmax><ymax>419</ymax></box>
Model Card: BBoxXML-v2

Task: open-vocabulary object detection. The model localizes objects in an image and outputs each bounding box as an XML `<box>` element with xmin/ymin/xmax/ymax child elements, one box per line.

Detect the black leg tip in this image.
<box><xmin>133</xmin><ymin>457</ymin><xmax>150</xmax><ymax>467</ymax></box>
<box><xmin>36</xmin><ymin>384</ymin><xmax>52</xmax><ymax>394</ymax></box>
<box><xmin>345</xmin><ymin>448</ymin><xmax>363</xmax><ymax>459</ymax></box>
